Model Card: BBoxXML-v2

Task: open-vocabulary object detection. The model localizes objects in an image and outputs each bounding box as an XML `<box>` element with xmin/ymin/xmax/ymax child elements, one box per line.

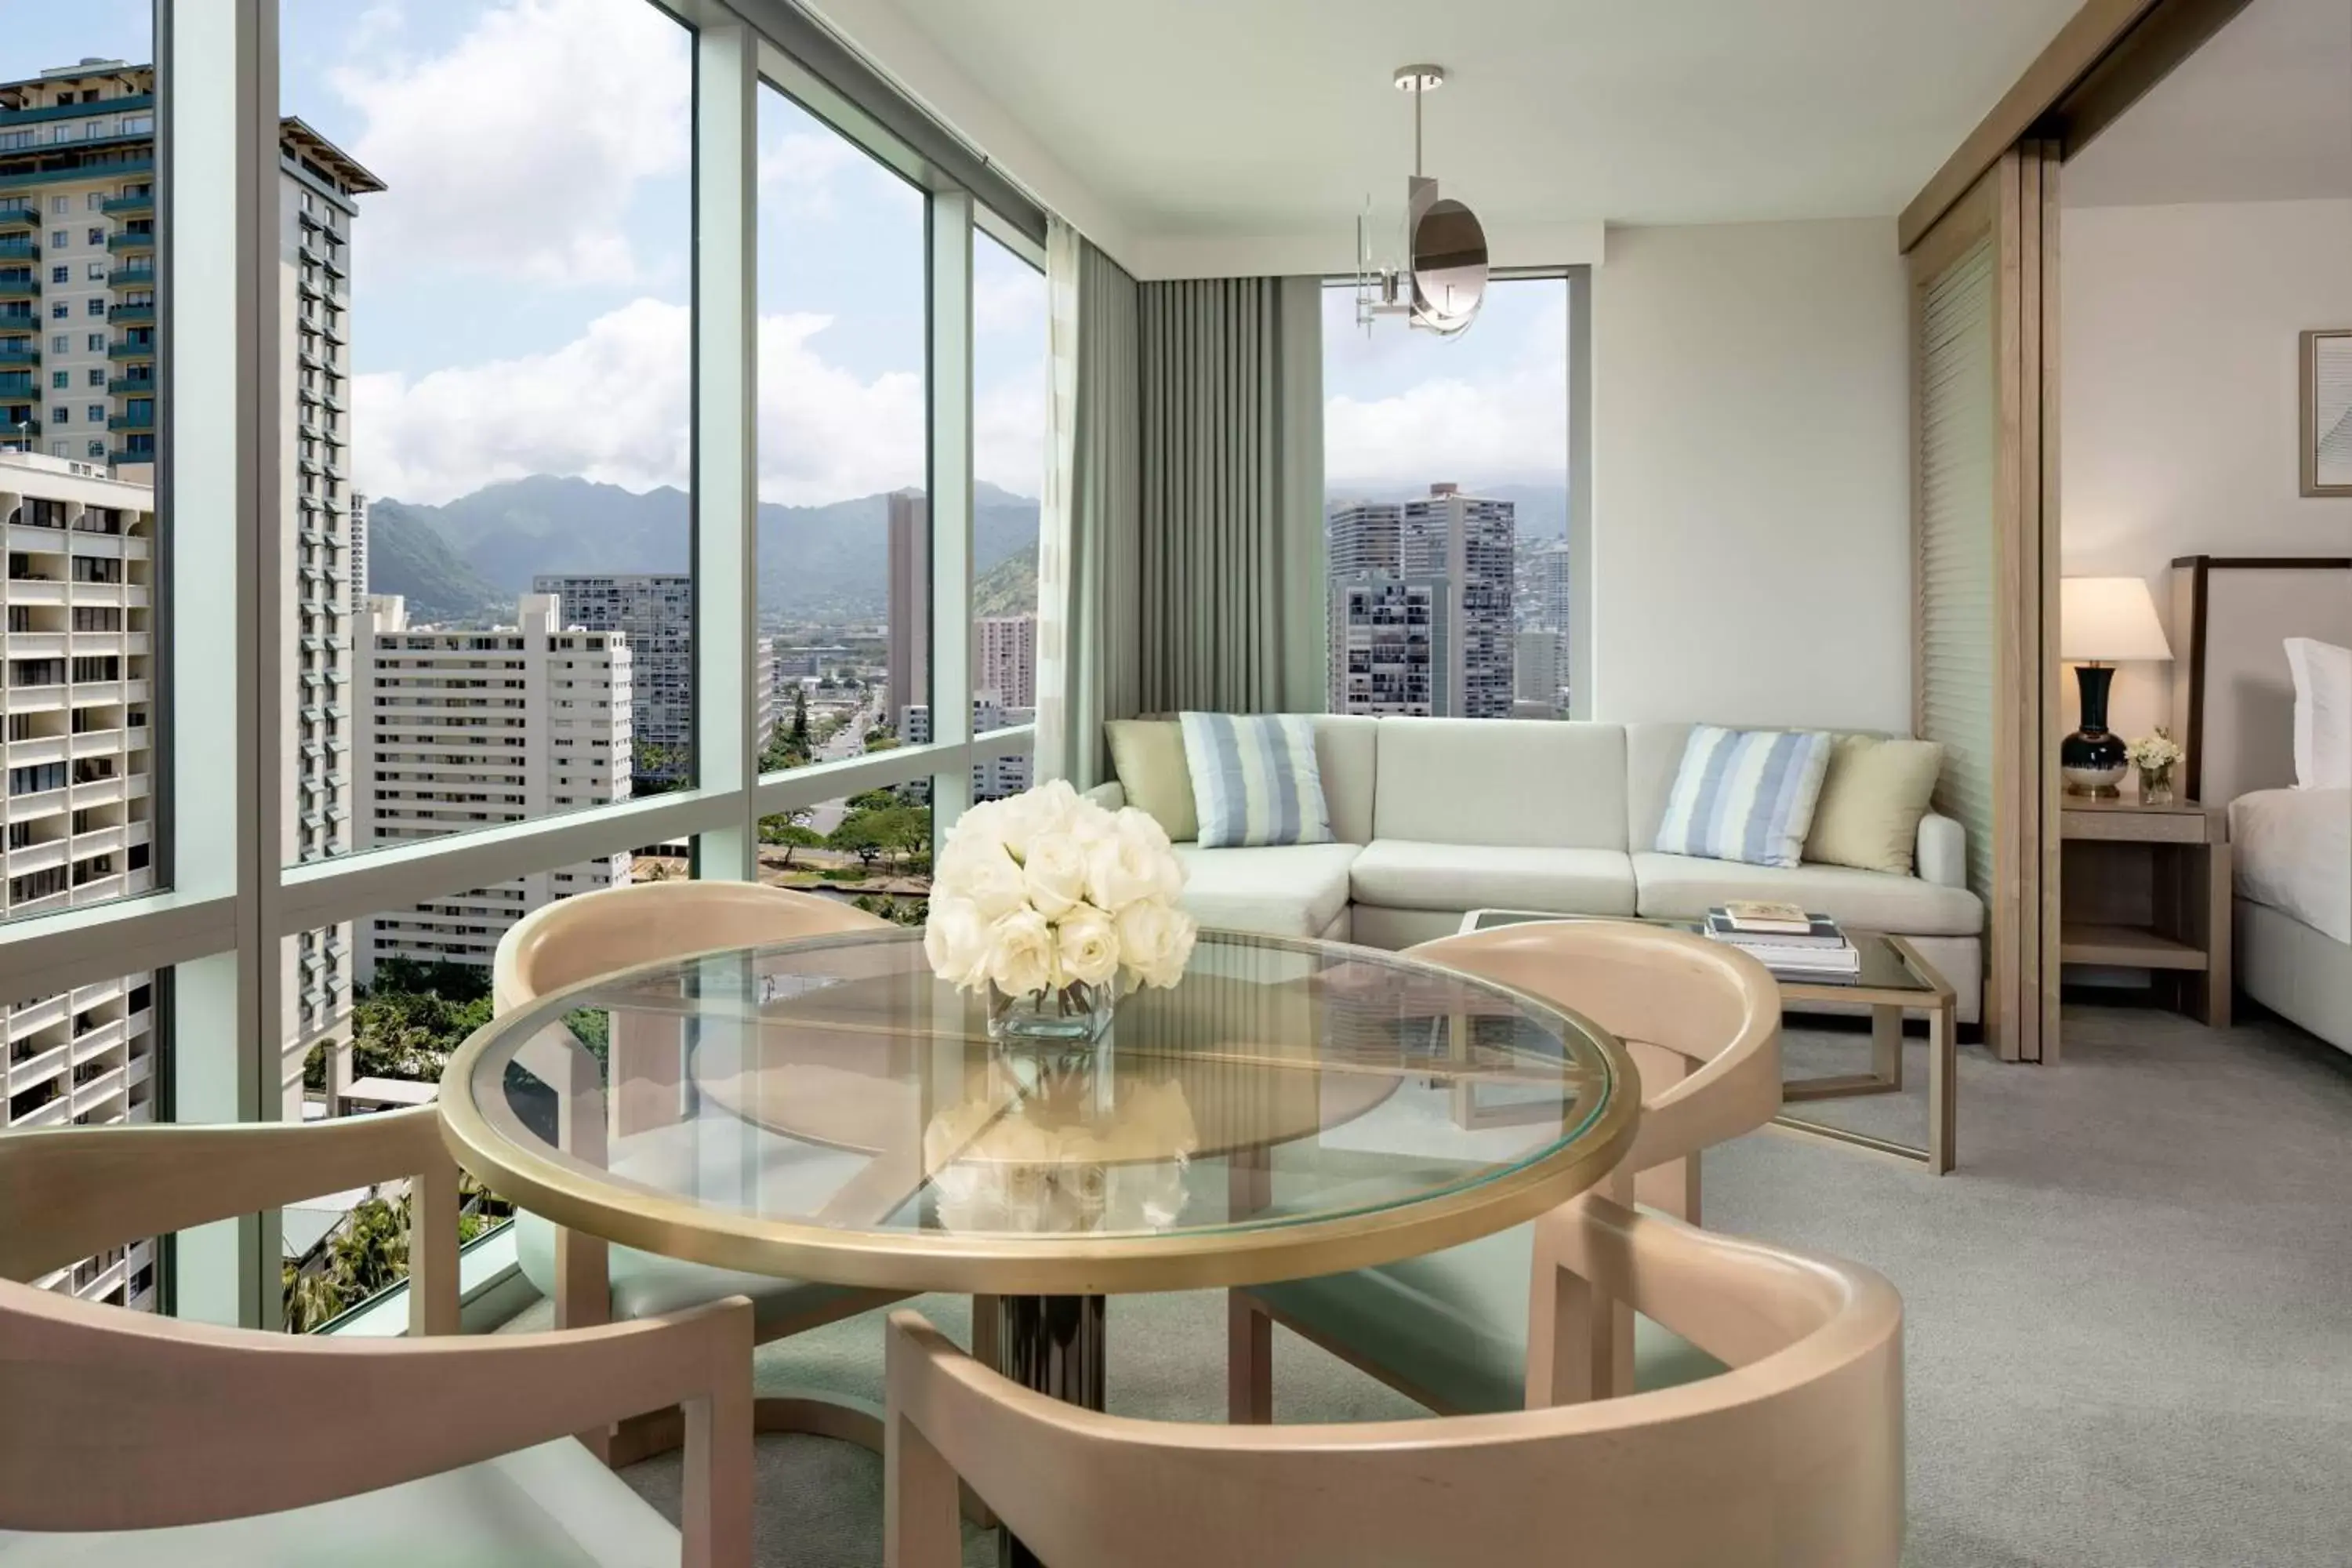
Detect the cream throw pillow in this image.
<box><xmin>1803</xmin><ymin>734</ymin><xmax>1945</xmax><ymax>875</ymax></box>
<box><xmin>1105</xmin><ymin>718</ymin><xmax>1200</xmax><ymax>842</ymax></box>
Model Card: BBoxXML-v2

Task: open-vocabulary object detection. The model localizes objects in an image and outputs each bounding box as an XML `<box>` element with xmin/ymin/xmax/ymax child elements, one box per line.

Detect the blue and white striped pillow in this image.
<box><xmin>1178</xmin><ymin>713</ymin><xmax>1335</xmax><ymax>849</ymax></box>
<box><xmin>1655</xmin><ymin>726</ymin><xmax>1836</xmax><ymax>869</ymax></box>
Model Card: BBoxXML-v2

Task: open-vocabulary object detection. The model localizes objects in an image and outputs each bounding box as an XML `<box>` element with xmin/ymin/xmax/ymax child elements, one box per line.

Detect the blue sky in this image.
<box><xmin>7</xmin><ymin>0</ymin><xmax>1558</xmax><ymax>506</ymax></box>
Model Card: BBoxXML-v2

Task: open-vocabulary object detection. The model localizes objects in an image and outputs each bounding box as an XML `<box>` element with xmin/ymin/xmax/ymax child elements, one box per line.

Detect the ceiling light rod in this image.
<box><xmin>1393</xmin><ymin>63</ymin><xmax>1445</xmax><ymax>178</ymax></box>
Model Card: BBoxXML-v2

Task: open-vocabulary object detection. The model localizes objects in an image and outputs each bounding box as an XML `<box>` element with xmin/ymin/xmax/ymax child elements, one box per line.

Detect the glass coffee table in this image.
<box><xmin>1460</xmin><ymin>910</ymin><xmax>1956</xmax><ymax>1174</ymax></box>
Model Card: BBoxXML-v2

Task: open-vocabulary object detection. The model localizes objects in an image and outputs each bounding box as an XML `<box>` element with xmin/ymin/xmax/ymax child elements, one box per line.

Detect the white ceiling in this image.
<box><xmin>850</xmin><ymin>0</ymin><xmax>2080</xmax><ymax>256</ymax></box>
<box><xmin>2064</xmin><ymin>0</ymin><xmax>2352</xmax><ymax>208</ymax></box>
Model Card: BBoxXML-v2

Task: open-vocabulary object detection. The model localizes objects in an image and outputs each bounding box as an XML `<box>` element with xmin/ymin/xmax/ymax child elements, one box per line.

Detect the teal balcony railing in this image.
<box><xmin>100</xmin><ymin>191</ymin><xmax>154</xmax><ymax>217</ymax></box>
<box><xmin>0</xmin><ymin>343</ymin><xmax>38</xmax><ymax>368</ymax></box>
<box><xmin>0</xmin><ymin>376</ymin><xmax>34</xmax><ymax>400</ymax></box>
<box><xmin>107</xmin><ymin>230</ymin><xmax>154</xmax><ymax>255</ymax></box>
<box><xmin>106</xmin><ymin>265</ymin><xmax>154</xmax><ymax>289</ymax></box>
<box><xmin>108</xmin><ymin>409</ymin><xmax>154</xmax><ymax>433</ymax></box>
<box><xmin>107</xmin><ymin>303</ymin><xmax>154</xmax><ymax>326</ymax></box>
<box><xmin>4</xmin><ymin>419</ymin><xmax>45</xmax><ymax>441</ymax></box>
<box><xmin>0</xmin><ymin>275</ymin><xmax>38</xmax><ymax>302</ymax></box>
<box><xmin>108</xmin><ymin>448</ymin><xmax>152</xmax><ymax>467</ymax></box>
<box><xmin>0</xmin><ymin>209</ymin><xmax>35</xmax><ymax>233</ymax></box>
<box><xmin>107</xmin><ymin>339</ymin><xmax>154</xmax><ymax>362</ymax></box>
<box><xmin>107</xmin><ymin>376</ymin><xmax>154</xmax><ymax>397</ymax></box>
<box><xmin>0</xmin><ymin>238</ymin><xmax>36</xmax><ymax>263</ymax></box>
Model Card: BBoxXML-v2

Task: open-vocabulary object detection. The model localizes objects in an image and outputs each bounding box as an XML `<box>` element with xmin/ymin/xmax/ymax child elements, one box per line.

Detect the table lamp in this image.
<box><xmin>2059</xmin><ymin>576</ymin><xmax>2172</xmax><ymax>797</ymax></box>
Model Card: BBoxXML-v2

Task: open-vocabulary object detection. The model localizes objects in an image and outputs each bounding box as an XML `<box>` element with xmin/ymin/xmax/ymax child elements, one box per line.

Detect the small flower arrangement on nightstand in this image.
<box><xmin>2125</xmin><ymin>729</ymin><xmax>2183</xmax><ymax>805</ymax></box>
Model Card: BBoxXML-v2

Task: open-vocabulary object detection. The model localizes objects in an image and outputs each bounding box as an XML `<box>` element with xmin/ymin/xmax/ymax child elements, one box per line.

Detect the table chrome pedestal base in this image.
<box><xmin>995</xmin><ymin>1294</ymin><xmax>1105</xmax><ymax>1567</ymax></box>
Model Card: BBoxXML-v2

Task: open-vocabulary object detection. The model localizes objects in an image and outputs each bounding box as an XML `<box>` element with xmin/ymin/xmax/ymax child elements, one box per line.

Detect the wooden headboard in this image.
<box><xmin>2170</xmin><ymin>555</ymin><xmax>2352</xmax><ymax>804</ymax></box>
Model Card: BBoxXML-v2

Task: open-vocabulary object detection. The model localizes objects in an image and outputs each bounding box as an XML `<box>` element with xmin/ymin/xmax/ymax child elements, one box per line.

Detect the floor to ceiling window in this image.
<box><xmin>0</xmin><ymin>0</ymin><xmax>1045</xmax><ymax>1330</ymax></box>
<box><xmin>1321</xmin><ymin>274</ymin><xmax>1581</xmax><ymax>720</ymax></box>
<box><xmin>1</xmin><ymin>0</ymin><xmax>167</xmax><ymax>1313</ymax></box>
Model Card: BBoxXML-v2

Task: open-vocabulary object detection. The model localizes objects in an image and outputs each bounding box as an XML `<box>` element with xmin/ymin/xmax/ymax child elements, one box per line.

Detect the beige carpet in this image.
<box><xmin>506</xmin><ymin>1004</ymin><xmax>2352</xmax><ymax>1566</ymax></box>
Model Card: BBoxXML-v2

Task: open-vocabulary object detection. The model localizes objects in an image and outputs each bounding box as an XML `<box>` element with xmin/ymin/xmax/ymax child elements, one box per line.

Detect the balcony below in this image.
<box><xmin>107</xmin><ymin>339</ymin><xmax>154</xmax><ymax>363</ymax></box>
<box><xmin>0</xmin><ymin>343</ymin><xmax>38</xmax><ymax>368</ymax></box>
<box><xmin>107</xmin><ymin>265</ymin><xmax>155</xmax><ymax>290</ymax></box>
<box><xmin>106</xmin><ymin>230</ymin><xmax>155</xmax><ymax>255</ymax></box>
<box><xmin>0</xmin><ymin>209</ymin><xmax>35</xmax><ymax>234</ymax></box>
<box><xmin>107</xmin><ymin>410</ymin><xmax>154</xmax><ymax>434</ymax></box>
<box><xmin>107</xmin><ymin>376</ymin><xmax>154</xmax><ymax>397</ymax></box>
<box><xmin>107</xmin><ymin>303</ymin><xmax>156</xmax><ymax>326</ymax></box>
<box><xmin>0</xmin><ymin>278</ymin><xmax>38</xmax><ymax>303</ymax></box>
<box><xmin>100</xmin><ymin>193</ymin><xmax>154</xmax><ymax>217</ymax></box>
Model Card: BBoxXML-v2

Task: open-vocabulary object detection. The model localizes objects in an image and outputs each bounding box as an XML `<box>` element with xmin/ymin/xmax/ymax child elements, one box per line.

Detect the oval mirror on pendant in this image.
<box><xmin>1410</xmin><ymin>197</ymin><xmax>1487</xmax><ymax>336</ymax></box>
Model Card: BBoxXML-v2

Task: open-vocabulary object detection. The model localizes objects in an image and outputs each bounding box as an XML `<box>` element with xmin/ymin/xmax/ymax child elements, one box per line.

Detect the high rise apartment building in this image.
<box><xmin>1531</xmin><ymin>540</ymin><xmax>1570</xmax><ymax>633</ymax></box>
<box><xmin>531</xmin><ymin>573</ymin><xmax>689</xmax><ymax>789</ymax></box>
<box><xmin>1328</xmin><ymin>574</ymin><xmax>1445</xmax><ymax>716</ymax></box>
<box><xmin>1327</xmin><ymin>500</ymin><xmax>1403</xmax><ymax>576</ymax></box>
<box><xmin>355</xmin><ymin>593</ymin><xmax>631</xmax><ymax>979</ymax></box>
<box><xmin>974</xmin><ymin>613</ymin><xmax>1035</xmax><ymax>710</ymax></box>
<box><xmin>1402</xmin><ymin>485</ymin><xmax>1514</xmax><ymax>719</ymax></box>
<box><xmin>0</xmin><ymin>451</ymin><xmax>158</xmax><ymax>1310</ymax></box>
<box><xmin>2</xmin><ymin>60</ymin><xmax>381</xmax><ymax>1123</ymax></box>
<box><xmin>1514</xmin><ymin>629</ymin><xmax>1568</xmax><ymax>713</ymax></box>
<box><xmin>885</xmin><ymin>489</ymin><xmax>929</xmax><ymax>724</ymax></box>
<box><xmin>1324</xmin><ymin>485</ymin><xmax>1512</xmax><ymax>718</ymax></box>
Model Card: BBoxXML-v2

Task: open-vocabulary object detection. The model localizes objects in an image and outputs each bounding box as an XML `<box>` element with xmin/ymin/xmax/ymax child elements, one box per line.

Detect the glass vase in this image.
<box><xmin>2136</xmin><ymin>764</ymin><xmax>2175</xmax><ymax>807</ymax></box>
<box><xmin>987</xmin><ymin>978</ymin><xmax>1116</xmax><ymax>1047</ymax></box>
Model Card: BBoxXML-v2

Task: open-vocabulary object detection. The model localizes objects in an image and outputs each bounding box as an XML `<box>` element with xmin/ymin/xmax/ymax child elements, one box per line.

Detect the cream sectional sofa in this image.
<box><xmin>1085</xmin><ymin>715</ymin><xmax>1985</xmax><ymax>1025</ymax></box>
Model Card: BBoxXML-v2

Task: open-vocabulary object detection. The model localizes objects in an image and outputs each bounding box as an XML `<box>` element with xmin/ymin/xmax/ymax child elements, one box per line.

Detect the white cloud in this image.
<box><xmin>1323</xmin><ymin>292</ymin><xmax>1570</xmax><ymax>490</ymax></box>
<box><xmin>757</xmin><ymin>130</ymin><xmax>861</xmax><ymax>220</ymax></box>
<box><xmin>975</xmin><ymin>365</ymin><xmax>1047</xmax><ymax>500</ymax></box>
<box><xmin>329</xmin><ymin>0</ymin><xmax>690</xmax><ymax>287</ymax></box>
<box><xmin>354</xmin><ymin>298</ymin><xmax>952</xmax><ymax>508</ymax></box>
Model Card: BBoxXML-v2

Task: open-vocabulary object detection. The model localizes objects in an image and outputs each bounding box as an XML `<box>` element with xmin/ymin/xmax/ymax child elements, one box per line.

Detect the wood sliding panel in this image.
<box><xmin>1911</xmin><ymin>148</ymin><xmax>2060</xmax><ymax>1062</ymax></box>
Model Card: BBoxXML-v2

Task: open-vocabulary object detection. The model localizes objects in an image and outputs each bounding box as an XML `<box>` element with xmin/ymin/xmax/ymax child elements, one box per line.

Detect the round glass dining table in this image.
<box><xmin>439</xmin><ymin>927</ymin><xmax>1635</xmax><ymax>1495</ymax></box>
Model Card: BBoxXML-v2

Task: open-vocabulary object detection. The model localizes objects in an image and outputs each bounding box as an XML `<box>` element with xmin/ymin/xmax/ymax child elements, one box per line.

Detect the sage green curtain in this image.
<box><xmin>1036</xmin><ymin>223</ymin><xmax>1141</xmax><ymax>789</ymax></box>
<box><xmin>1137</xmin><ymin>275</ymin><xmax>1325</xmax><ymax>715</ymax></box>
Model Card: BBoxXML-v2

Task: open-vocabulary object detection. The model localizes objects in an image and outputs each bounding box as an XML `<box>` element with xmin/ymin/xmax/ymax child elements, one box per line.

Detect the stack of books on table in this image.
<box><xmin>1703</xmin><ymin>901</ymin><xmax>1861</xmax><ymax>979</ymax></box>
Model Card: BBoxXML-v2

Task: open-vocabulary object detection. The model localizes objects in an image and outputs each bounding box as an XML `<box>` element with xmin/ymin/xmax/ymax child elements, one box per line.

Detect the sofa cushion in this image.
<box><xmin>1805</xmin><ymin>733</ymin><xmax>1945</xmax><ymax>875</ymax></box>
<box><xmin>1181</xmin><ymin>712</ymin><xmax>1336</xmax><ymax>848</ymax></box>
<box><xmin>1374</xmin><ymin>718</ymin><xmax>1628</xmax><ymax>849</ymax></box>
<box><xmin>1624</xmin><ymin>721</ymin><xmax>1693</xmax><ymax>851</ymax></box>
<box><xmin>1308</xmin><ymin>714</ymin><xmax>1378</xmax><ymax>844</ymax></box>
<box><xmin>1349</xmin><ymin>840</ymin><xmax>1636</xmax><ymax>916</ymax></box>
<box><xmin>1175</xmin><ymin>841</ymin><xmax>1361</xmax><ymax>939</ymax></box>
<box><xmin>0</xmin><ymin>1436</ymin><xmax>684</xmax><ymax>1566</ymax></box>
<box><xmin>1105</xmin><ymin>718</ymin><xmax>1199</xmax><ymax>841</ymax></box>
<box><xmin>1252</xmin><ymin>1220</ymin><xmax>1722</xmax><ymax>1416</ymax></box>
<box><xmin>1633</xmin><ymin>851</ymin><xmax>1984</xmax><ymax>936</ymax></box>
<box><xmin>1653</xmin><ymin>725</ymin><xmax>1836</xmax><ymax>869</ymax></box>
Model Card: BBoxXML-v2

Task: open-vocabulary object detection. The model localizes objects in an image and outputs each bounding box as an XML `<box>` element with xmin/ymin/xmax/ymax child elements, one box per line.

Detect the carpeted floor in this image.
<box><xmin>508</xmin><ymin>1004</ymin><xmax>2352</xmax><ymax>1566</ymax></box>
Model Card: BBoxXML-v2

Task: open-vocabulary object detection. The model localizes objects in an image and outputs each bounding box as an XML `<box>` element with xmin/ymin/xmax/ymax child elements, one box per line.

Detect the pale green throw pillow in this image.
<box><xmin>1803</xmin><ymin>735</ymin><xmax>1945</xmax><ymax>875</ymax></box>
<box><xmin>1105</xmin><ymin>718</ymin><xmax>1200</xmax><ymax>842</ymax></box>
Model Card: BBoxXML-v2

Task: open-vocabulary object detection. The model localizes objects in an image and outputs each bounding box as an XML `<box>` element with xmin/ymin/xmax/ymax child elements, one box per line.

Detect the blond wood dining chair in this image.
<box><xmin>0</xmin><ymin>1105</ymin><xmax>754</xmax><ymax>1566</ymax></box>
<box><xmin>496</xmin><ymin>879</ymin><xmax>932</xmax><ymax>1465</ymax></box>
<box><xmin>890</xmin><ymin>1195</ymin><xmax>1902</xmax><ymax>1568</ymax></box>
<box><xmin>1232</xmin><ymin>920</ymin><xmax>1783</xmax><ymax>1418</ymax></box>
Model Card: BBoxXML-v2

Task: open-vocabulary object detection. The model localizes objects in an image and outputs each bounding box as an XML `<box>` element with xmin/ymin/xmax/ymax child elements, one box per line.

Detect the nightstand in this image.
<box><xmin>2059</xmin><ymin>796</ymin><xmax>2231</xmax><ymax>1025</ymax></box>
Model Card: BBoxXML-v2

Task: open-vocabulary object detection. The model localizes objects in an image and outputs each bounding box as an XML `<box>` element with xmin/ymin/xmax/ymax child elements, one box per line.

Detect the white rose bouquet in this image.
<box><xmin>2125</xmin><ymin>730</ymin><xmax>2182</xmax><ymax>771</ymax></box>
<box><xmin>924</xmin><ymin>780</ymin><xmax>1198</xmax><ymax>1038</ymax></box>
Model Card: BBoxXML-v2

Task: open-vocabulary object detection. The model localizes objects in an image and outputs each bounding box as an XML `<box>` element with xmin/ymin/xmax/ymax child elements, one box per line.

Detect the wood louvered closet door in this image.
<box><xmin>1910</xmin><ymin>143</ymin><xmax>2060</xmax><ymax>1064</ymax></box>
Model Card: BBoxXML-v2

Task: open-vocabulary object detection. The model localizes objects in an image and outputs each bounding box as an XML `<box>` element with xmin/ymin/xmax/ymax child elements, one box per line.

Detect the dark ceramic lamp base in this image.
<box><xmin>2061</xmin><ymin>663</ymin><xmax>2129</xmax><ymax>797</ymax></box>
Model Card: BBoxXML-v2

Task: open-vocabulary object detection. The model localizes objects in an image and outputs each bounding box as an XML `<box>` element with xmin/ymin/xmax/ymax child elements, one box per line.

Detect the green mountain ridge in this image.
<box><xmin>366</xmin><ymin>476</ymin><xmax>1041</xmax><ymax>624</ymax></box>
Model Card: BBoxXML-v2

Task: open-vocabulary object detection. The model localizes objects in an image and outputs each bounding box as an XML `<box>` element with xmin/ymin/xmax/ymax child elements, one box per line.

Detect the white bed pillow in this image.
<box><xmin>2285</xmin><ymin>637</ymin><xmax>2352</xmax><ymax>789</ymax></box>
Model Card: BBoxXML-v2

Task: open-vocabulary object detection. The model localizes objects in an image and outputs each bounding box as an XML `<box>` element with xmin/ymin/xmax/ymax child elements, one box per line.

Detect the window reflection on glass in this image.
<box><xmin>1321</xmin><ymin>278</ymin><xmax>1571</xmax><ymax>720</ymax></box>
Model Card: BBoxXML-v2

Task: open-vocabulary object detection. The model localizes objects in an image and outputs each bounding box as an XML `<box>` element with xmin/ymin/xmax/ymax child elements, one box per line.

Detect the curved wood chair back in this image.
<box><xmin>0</xmin><ymin>1108</ymin><xmax>753</xmax><ymax>1560</ymax></box>
<box><xmin>494</xmin><ymin>879</ymin><xmax>891</xmax><ymax>1014</ymax></box>
<box><xmin>888</xmin><ymin>1196</ymin><xmax>1903</xmax><ymax>1568</ymax></box>
<box><xmin>1406</xmin><ymin>921</ymin><xmax>1781</xmax><ymax>1219</ymax></box>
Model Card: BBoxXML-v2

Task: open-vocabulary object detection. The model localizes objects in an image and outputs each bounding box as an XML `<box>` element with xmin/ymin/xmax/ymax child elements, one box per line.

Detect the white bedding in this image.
<box><xmin>2230</xmin><ymin>787</ymin><xmax>2350</xmax><ymax>945</ymax></box>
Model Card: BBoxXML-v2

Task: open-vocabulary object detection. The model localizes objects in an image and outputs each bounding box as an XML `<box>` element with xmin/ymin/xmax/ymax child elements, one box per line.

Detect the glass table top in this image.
<box><xmin>440</xmin><ymin>928</ymin><xmax>1636</xmax><ymax>1297</ymax></box>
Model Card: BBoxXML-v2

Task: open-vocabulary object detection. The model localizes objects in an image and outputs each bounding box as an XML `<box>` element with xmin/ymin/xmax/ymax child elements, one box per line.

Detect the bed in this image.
<box><xmin>2171</xmin><ymin>555</ymin><xmax>2352</xmax><ymax>1053</ymax></box>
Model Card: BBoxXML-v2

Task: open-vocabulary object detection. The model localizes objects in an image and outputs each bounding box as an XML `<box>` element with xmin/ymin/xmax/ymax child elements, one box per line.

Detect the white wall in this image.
<box><xmin>1591</xmin><ymin>218</ymin><xmax>1912</xmax><ymax>731</ymax></box>
<box><xmin>2060</xmin><ymin>198</ymin><xmax>2352</xmax><ymax>741</ymax></box>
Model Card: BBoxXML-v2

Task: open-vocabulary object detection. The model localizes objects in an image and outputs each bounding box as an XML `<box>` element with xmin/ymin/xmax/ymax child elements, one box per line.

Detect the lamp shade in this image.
<box><xmin>2060</xmin><ymin>576</ymin><xmax>2172</xmax><ymax>662</ymax></box>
